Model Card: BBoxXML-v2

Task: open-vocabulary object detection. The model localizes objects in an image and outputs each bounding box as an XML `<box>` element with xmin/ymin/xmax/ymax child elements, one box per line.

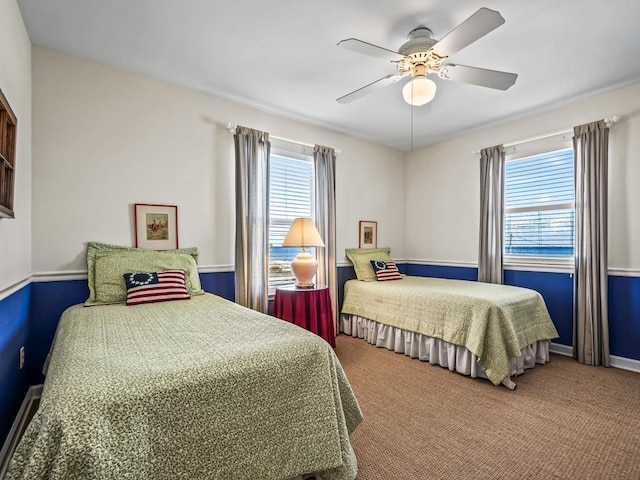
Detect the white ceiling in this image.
<box><xmin>17</xmin><ymin>0</ymin><xmax>640</xmax><ymax>151</ymax></box>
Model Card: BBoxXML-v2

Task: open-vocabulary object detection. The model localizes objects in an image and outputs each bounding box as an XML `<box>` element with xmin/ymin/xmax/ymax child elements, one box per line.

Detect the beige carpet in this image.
<box><xmin>335</xmin><ymin>334</ymin><xmax>640</xmax><ymax>480</ymax></box>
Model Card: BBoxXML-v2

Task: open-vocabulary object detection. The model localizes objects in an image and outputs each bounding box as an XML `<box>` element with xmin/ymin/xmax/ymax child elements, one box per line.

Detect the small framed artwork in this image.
<box><xmin>359</xmin><ymin>220</ymin><xmax>377</xmax><ymax>249</ymax></box>
<box><xmin>135</xmin><ymin>204</ymin><xmax>178</xmax><ymax>250</ymax></box>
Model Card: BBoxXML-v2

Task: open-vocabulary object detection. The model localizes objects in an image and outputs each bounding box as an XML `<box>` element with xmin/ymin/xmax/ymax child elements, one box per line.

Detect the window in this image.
<box><xmin>268</xmin><ymin>150</ymin><xmax>315</xmax><ymax>292</ymax></box>
<box><xmin>0</xmin><ymin>88</ymin><xmax>17</xmax><ymax>219</ymax></box>
<box><xmin>504</xmin><ymin>137</ymin><xmax>574</xmax><ymax>261</ymax></box>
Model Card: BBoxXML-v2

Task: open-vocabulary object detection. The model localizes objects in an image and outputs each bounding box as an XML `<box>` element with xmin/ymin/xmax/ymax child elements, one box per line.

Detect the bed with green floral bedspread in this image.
<box><xmin>341</xmin><ymin>276</ymin><xmax>558</xmax><ymax>385</ymax></box>
<box><xmin>7</xmin><ymin>294</ymin><xmax>362</xmax><ymax>480</ymax></box>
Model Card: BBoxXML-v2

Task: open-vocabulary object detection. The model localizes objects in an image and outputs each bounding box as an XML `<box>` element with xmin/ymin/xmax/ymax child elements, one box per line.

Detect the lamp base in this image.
<box><xmin>290</xmin><ymin>250</ymin><xmax>318</xmax><ymax>288</ymax></box>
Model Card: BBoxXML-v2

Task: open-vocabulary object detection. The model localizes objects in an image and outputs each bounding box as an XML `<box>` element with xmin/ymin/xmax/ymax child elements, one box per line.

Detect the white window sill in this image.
<box><xmin>504</xmin><ymin>255</ymin><xmax>574</xmax><ymax>274</ymax></box>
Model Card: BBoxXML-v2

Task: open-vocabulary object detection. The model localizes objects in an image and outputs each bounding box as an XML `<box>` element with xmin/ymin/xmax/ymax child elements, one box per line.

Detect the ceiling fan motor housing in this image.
<box><xmin>397</xmin><ymin>27</ymin><xmax>444</xmax><ymax>77</ymax></box>
<box><xmin>398</xmin><ymin>27</ymin><xmax>437</xmax><ymax>55</ymax></box>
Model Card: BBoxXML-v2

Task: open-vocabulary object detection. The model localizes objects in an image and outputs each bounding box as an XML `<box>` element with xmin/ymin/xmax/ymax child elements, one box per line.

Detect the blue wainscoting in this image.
<box><xmin>337</xmin><ymin>265</ymin><xmax>357</xmax><ymax>311</ymax></box>
<box><xmin>503</xmin><ymin>270</ymin><xmax>574</xmax><ymax>347</ymax></box>
<box><xmin>200</xmin><ymin>271</ymin><xmax>235</xmax><ymax>301</ymax></box>
<box><xmin>30</xmin><ymin>280</ymin><xmax>90</xmax><ymax>385</ymax></box>
<box><xmin>609</xmin><ymin>275</ymin><xmax>640</xmax><ymax>361</ymax></box>
<box><xmin>404</xmin><ymin>263</ymin><xmax>478</xmax><ymax>281</ymax></box>
<box><xmin>0</xmin><ymin>284</ymin><xmax>31</xmax><ymax>447</ymax></box>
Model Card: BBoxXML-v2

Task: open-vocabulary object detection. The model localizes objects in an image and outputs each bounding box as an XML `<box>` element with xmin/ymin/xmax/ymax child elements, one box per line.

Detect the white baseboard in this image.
<box><xmin>610</xmin><ymin>355</ymin><xmax>640</xmax><ymax>373</ymax></box>
<box><xmin>550</xmin><ymin>342</ymin><xmax>573</xmax><ymax>357</ymax></box>
<box><xmin>0</xmin><ymin>385</ymin><xmax>43</xmax><ymax>479</ymax></box>
<box><xmin>550</xmin><ymin>342</ymin><xmax>640</xmax><ymax>373</ymax></box>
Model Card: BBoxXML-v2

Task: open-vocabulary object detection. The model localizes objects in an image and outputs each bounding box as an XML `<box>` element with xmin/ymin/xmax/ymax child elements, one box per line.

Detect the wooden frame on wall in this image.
<box><xmin>0</xmin><ymin>88</ymin><xmax>17</xmax><ymax>219</ymax></box>
<box><xmin>359</xmin><ymin>220</ymin><xmax>377</xmax><ymax>249</ymax></box>
<box><xmin>134</xmin><ymin>204</ymin><xmax>179</xmax><ymax>250</ymax></box>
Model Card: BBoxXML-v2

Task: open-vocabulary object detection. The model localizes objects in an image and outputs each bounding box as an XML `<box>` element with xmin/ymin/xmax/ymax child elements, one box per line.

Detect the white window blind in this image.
<box><xmin>504</xmin><ymin>148</ymin><xmax>574</xmax><ymax>257</ymax></box>
<box><xmin>268</xmin><ymin>153</ymin><xmax>315</xmax><ymax>291</ymax></box>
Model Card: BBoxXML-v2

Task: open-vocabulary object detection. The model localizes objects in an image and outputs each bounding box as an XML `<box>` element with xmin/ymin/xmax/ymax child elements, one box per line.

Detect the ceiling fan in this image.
<box><xmin>336</xmin><ymin>8</ymin><xmax>518</xmax><ymax>106</ymax></box>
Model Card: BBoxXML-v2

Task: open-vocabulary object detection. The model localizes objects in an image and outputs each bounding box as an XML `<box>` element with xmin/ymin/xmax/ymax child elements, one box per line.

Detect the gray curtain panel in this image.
<box><xmin>314</xmin><ymin>145</ymin><xmax>338</xmax><ymax>331</ymax></box>
<box><xmin>234</xmin><ymin>126</ymin><xmax>271</xmax><ymax>313</ymax></box>
<box><xmin>573</xmin><ymin>120</ymin><xmax>610</xmax><ymax>366</ymax></box>
<box><xmin>478</xmin><ymin>145</ymin><xmax>505</xmax><ymax>284</ymax></box>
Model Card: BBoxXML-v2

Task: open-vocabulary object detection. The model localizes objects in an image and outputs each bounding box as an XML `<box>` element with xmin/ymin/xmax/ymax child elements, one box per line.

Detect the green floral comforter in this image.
<box><xmin>7</xmin><ymin>294</ymin><xmax>362</xmax><ymax>480</ymax></box>
<box><xmin>341</xmin><ymin>276</ymin><xmax>558</xmax><ymax>385</ymax></box>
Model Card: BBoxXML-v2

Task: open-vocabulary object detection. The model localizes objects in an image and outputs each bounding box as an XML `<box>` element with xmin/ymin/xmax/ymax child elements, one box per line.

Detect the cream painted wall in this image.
<box><xmin>0</xmin><ymin>0</ymin><xmax>31</xmax><ymax>289</ymax></box>
<box><xmin>405</xmin><ymin>82</ymin><xmax>640</xmax><ymax>270</ymax></box>
<box><xmin>31</xmin><ymin>46</ymin><xmax>405</xmax><ymax>273</ymax></box>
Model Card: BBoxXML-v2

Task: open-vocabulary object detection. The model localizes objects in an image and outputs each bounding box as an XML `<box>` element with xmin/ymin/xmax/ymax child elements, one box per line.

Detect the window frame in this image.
<box><xmin>503</xmin><ymin>132</ymin><xmax>575</xmax><ymax>272</ymax></box>
<box><xmin>268</xmin><ymin>141</ymin><xmax>316</xmax><ymax>295</ymax></box>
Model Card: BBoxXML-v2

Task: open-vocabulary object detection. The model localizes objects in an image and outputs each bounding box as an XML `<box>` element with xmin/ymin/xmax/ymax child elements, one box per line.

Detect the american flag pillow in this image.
<box><xmin>123</xmin><ymin>270</ymin><xmax>190</xmax><ymax>306</ymax></box>
<box><xmin>370</xmin><ymin>260</ymin><xmax>403</xmax><ymax>281</ymax></box>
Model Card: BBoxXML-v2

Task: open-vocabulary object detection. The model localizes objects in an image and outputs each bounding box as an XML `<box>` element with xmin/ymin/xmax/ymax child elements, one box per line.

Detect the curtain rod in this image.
<box><xmin>471</xmin><ymin>116</ymin><xmax>620</xmax><ymax>155</ymax></box>
<box><xmin>225</xmin><ymin>122</ymin><xmax>341</xmax><ymax>154</ymax></box>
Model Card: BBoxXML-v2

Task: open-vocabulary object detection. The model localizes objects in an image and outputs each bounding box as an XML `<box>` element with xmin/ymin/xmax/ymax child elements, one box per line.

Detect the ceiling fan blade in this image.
<box><xmin>431</xmin><ymin>8</ymin><xmax>505</xmax><ymax>58</ymax></box>
<box><xmin>337</xmin><ymin>38</ymin><xmax>405</xmax><ymax>62</ymax></box>
<box><xmin>438</xmin><ymin>64</ymin><xmax>517</xmax><ymax>90</ymax></box>
<box><xmin>337</xmin><ymin>73</ymin><xmax>408</xmax><ymax>103</ymax></box>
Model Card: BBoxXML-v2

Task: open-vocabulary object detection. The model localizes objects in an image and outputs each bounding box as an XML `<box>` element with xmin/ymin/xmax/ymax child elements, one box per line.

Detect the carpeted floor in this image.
<box><xmin>335</xmin><ymin>334</ymin><xmax>640</xmax><ymax>480</ymax></box>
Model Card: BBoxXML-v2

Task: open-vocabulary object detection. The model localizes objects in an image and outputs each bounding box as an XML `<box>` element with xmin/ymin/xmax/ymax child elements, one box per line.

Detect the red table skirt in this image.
<box><xmin>273</xmin><ymin>287</ymin><xmax>336</xmax><ymax>348</ymax></box>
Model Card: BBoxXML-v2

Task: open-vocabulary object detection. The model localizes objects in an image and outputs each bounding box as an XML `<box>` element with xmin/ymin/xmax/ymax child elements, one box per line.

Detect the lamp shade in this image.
<box><xmin>282</xmin><ymin>218</ymin><xmax>324</xmax><ymax>288</ymax></box>
<box><xmin>402</xmin><ymin>76</ymin><xmax>437</xmax><ymax>106</ymax></box>
<box><xmin>282</xmin><ymin>218</ymin><xmax>325</xmax><ymax>248</ymax></box>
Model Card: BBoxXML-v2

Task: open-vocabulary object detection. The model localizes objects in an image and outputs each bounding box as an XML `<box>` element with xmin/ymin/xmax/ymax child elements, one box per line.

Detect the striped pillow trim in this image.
<box><xmin>124</xmin><ymin>269</ymin><xmax>190</xmax><ymax>306</ymax></box>
<box><xmin>370</xmin><ymin>260</ymin><xmax>403</xmax><ymax>281</ymax></box>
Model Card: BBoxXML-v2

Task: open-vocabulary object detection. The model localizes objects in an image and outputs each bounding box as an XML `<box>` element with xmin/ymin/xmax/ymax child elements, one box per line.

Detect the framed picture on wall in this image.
<box><xmin>359</xmin><ymin>220</ymin><xmax>377</xmax><ymax>249</ymax></box>
<box><xmin>135</xmin><ymin>204</ymin><xmax>178</xmax><ymax>250</ymax></box>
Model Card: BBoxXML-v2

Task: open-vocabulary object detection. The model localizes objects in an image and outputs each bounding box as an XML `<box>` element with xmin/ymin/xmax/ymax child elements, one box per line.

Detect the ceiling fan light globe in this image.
<box><xmin>402</xmin><ymin>76</ymin><xmax>437</xmax><ymax>106</ymax></box>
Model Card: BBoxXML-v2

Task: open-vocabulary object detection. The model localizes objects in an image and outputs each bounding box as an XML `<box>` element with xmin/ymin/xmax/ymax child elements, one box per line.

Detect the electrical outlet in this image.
<box><xmin>19</xmin><ymin>346</ymin><xmax>25</xmax><ymax>370</ymax></box>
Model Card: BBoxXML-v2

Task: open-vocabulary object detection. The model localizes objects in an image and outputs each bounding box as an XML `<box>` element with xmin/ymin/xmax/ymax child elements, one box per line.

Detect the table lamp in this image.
<box><xmin>282</xmin><ymin>218</ymin><xmax>325</xmax><ymax>288</ymax></box>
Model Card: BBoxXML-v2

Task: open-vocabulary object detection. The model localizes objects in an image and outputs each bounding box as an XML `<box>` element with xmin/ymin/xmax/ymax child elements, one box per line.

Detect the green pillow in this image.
<box><xmin>345</xmin><ymin>248</ymin><xmax>393</xmax><ymax>281</ymax></box>
<box><xmin>85</xmin><ymin>242</ymin><xmax>203</xmax><ymax>306</ymax></box>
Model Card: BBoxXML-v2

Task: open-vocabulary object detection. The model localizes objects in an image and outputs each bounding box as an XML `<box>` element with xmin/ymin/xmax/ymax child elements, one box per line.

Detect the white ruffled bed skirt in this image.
<box><xmin>340</xmin><ymin>314</ymin><xmax>551</xmax><ymax>390</ymax></box>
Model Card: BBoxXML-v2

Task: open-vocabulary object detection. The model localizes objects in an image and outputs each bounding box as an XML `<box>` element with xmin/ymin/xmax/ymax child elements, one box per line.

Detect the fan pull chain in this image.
<box><xmin>410</xmin><ymin>88</ymin><xmax>414</xmax><ymax>153</ymax></box>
